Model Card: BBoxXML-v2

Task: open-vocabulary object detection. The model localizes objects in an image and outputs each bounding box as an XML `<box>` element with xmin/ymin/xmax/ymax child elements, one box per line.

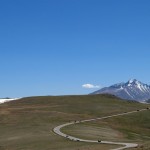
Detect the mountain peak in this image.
<box><xmin>128</xmin><ymin>79</ymin><xmax>137</xmax><ymax>83</ymax></box>
<box><xmin>127</xmin><ymin>79</ymin><xmax>141</xmax><ymax>87</ymax></box>
<box><xmin>91</xmin><ymin>79</ymin><xmax>150</xmax><ymax>102</ymax></box>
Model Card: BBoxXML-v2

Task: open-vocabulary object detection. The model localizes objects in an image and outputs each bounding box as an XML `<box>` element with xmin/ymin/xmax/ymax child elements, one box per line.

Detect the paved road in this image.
<box><xmin>53</xmin><ymin>108</ymin><xmax>149</xmax><ymax>150</ymax></box>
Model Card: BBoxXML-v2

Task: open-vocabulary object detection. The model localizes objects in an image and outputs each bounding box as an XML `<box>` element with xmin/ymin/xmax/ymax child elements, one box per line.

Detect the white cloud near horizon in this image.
<box><xmin>82</xmin><ymin>84</ymin><xmax>100</xmax><ymax>89</ymax></box>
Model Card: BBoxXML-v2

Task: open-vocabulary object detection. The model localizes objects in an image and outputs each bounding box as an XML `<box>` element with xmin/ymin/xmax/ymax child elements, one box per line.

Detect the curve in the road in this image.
<box><xmin>53</xmin><ymin>108</ymin><xmax>149</xmax><ymax>150</ymax></box>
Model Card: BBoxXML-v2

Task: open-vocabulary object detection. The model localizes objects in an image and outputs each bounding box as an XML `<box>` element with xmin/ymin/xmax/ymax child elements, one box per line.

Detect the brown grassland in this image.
<box><xmin>0</xmin><ymin>94</ymin><xmax>149</xmax><ymax>150</ymax></box>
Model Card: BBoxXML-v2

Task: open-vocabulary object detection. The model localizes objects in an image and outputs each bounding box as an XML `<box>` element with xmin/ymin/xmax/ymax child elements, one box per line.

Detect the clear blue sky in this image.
<box><xmin>0</xmin><ymin>0</ymin><xmax>150</xmax><ymax>97</ymax></box>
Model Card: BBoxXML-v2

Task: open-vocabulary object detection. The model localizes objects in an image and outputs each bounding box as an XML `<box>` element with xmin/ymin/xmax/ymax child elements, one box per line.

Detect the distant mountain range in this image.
<box><xmin>91</xmin><ymin>79</ymin><xmax>150</xmax><ymax>102</ymax></box>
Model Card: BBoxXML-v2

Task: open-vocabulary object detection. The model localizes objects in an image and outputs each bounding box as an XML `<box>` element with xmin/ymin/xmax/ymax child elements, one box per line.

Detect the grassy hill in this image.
<box><xmin>0</xmin><ymin>95</ymin><xmax>149</xmax><ymax>150</ymax></box>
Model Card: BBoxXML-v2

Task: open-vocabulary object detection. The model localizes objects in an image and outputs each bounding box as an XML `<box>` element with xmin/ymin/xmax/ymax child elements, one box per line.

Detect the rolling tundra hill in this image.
<box><xmin>0</xmin><ymin>95</ymin><xmax>149</xmax><ymax>150</ymax></box>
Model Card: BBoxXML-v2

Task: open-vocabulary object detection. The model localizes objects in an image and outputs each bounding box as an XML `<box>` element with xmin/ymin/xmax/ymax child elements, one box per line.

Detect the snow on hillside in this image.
<box><xmin>0</xmin><ymin>98</ymin><xmax>21</xmax><ymax>104</ymax></box>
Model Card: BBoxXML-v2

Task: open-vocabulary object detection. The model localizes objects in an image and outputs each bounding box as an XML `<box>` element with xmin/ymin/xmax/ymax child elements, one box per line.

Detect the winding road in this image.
<box><xmin>53</xmin><ymin>108</ymin><xmax>149</xmax><ymax>150</ymax></box>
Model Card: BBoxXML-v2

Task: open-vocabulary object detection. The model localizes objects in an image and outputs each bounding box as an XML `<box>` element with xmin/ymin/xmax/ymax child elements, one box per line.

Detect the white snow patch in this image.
<box><xmin>129</xmin><ymin>79</ymin><xmax>134</xmax><ymax>84</ymax></box>
<box><xmin>143</xmin><ymin>85</ymin><xmax>150</xmax><ymax>92</ymax></box>
<box><xmin>141</xmin><ymin>85</ymin><xmax>148</xmax><ymax>93</ymax></box>
<box><xmin>124</xmin><ymin>89</ymin><xmax>134</xmax><ymax>98</ymax></box>
<box><xmin>0</xmin><ymin>98</ymin><xmax>21</xmax><ymax>104</ymax></box>
<box><xmin>136</xmin><ymin>84</ymin><xmax>144</xmax><ymax>92</ymax></box>
<box><xmin>117</xmin><ymin>86</ymin><xmax>123</xmax><ymax>91</ymax></box>
<box><xmin>120</xmin><ymin>86</ymin><xmax>123</xmax><ymax>90</ymax></box>
<box><xmin>128</xmin><ymin>83</ymin><xmax>131</xmax><ymax>86</ymax></box>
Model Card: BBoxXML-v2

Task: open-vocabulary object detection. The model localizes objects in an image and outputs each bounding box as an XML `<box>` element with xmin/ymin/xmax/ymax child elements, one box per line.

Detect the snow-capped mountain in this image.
<box><xmin>91</xmin><ymin>79</ymin><xmax>150</xmax><ymax>102</ymax></box>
